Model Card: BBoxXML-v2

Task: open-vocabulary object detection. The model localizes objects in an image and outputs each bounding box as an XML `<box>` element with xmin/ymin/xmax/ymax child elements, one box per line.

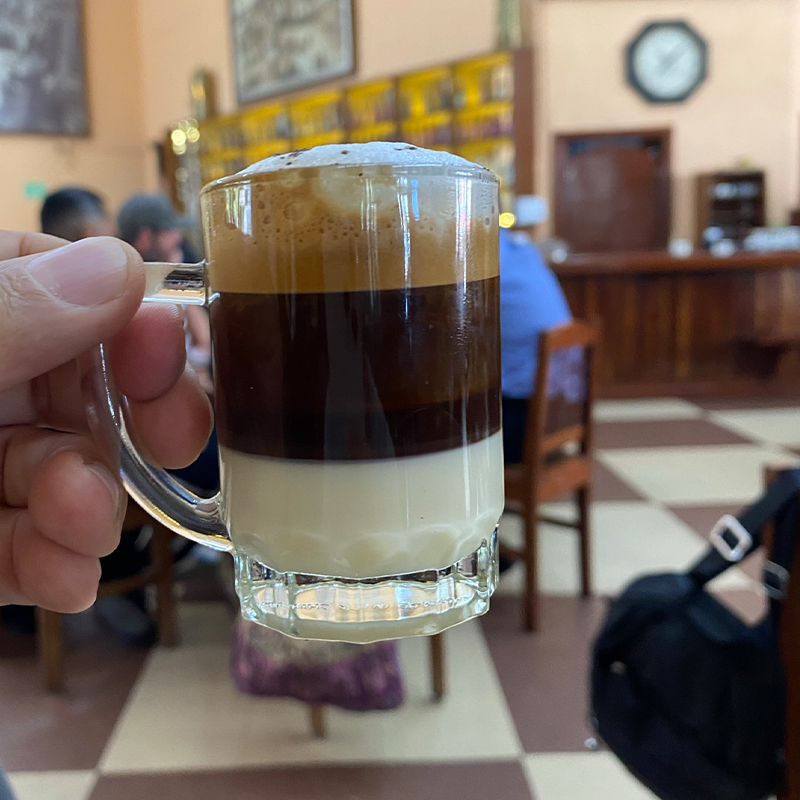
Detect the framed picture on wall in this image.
<box><xmin>230</xmin><ymin>0</ymin><xmax>355</xmax><ymax>104</ymax></box>
<box><xmin>0</xmin><ymin>0</ymin><xmax>89</xmax><ymax>135</ymax></box>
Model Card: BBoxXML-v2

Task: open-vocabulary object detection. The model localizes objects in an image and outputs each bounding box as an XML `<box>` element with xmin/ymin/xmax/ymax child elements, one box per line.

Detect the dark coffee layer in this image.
<box><xmin>211</xmin><ymin>278</ymin><xmax>500</xmax><ymax>460</ymax></box>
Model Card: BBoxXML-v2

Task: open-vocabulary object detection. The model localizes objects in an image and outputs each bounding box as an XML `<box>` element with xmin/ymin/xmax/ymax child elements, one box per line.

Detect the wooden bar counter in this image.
<box><xmin>552</xmin><ymin>251</ymin><xmax>800</xmax><ymax>398</ymax></box>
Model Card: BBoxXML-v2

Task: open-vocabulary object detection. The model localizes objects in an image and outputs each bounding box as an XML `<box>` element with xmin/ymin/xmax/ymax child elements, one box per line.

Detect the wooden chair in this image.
<box><xmin>503</xmin><ymin>320</ymin><xmax>599</xmax><ymax>631</ymax></box>
<box><xmin>37</xmin><ymin>497</ymin><xmax>178</xmax><ymax>692</ymax></box>
<box><xmin>306</xmin><ymin>633</ymin><xmax>447</xmax><ymax>738</ymax></box>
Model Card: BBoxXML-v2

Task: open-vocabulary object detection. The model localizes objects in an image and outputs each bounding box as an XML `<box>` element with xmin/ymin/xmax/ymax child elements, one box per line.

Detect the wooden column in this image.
<box><xmin>36</xmin><ymin>608</ymin><xmax>64</xmax><ymax>693</ymax></box>
<box><xmin>765</xmin><ymin>467</ymin><xmax>800</xmax><ymax>800</ymax></box>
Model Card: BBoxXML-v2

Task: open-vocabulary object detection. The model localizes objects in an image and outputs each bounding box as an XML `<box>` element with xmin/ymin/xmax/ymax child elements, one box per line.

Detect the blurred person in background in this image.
<box><xmin>498</xmin><ymin>212</ymin><xmax>573</xmax><ymax>576</ymax></box>
<box><xmin>118</xmin><ymin>194</ymin><xmax>212</xmax><ymax>392</ymax></box>
<box><xmin>117</xmin><ymin>193</ymin><xmax>184</xmax><ymax>264</ymax></box>
<box><xmin>40</xmin><ymin>187</ymin><xmax>115</xmax><ymax>241</ymax></box>
<box><xmin>500</xmin><ymin>216</ymin><xmax>572</xmax><ymax>465</ymax></box>
<box><xmin>118</xmin><ymin>194</ymin><xmax>217</xmax><ymax>493</ymax></box>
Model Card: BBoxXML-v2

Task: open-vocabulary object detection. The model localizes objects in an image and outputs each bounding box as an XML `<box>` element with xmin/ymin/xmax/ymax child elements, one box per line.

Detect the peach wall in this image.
<box><xmin>537</xmin><ymin>0</ymin><xmax>796</xmax><ymax>240</ymax></box>
<box><xmin>790</xmin><ymin>0</ymin><xmax>800</xmax><ymax>212</ymax></box>
<box><xmin>0</xmin><ymin>0</ymin><xmax>148</xmax><ymax>233</ymax></box>
<box><xmin>135</xmin><ymin>0</ymin><xmax>235</xmax><ymax>143</ymax></box>
<box><xmin>136</xmin><ymin>0</ymin><xmax>799</xmax><ymax>242</ymax></box>
<box><xmin>4</xmin><ymin>0</ymin><xmax>797</xmax><ymax>245</ymax></box>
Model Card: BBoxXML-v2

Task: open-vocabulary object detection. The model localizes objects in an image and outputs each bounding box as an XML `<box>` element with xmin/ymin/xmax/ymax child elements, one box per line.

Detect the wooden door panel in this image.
<box><xmin>555</xmin><ymin>130</ymin><xmax>671</xmax><ymax>254</ymax></box>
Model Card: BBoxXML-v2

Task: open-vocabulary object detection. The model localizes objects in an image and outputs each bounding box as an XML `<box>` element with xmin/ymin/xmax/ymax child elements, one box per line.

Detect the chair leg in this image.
<box><xmin>151</xmin><ymin>525</ymin><xmax>178</xmax><ymax>647</ymax></box>
<box><xmin>524</xmin><ymin>504</ymin><xmax>540</xmax><ymax>631</ymax></box>
<box><xmin>577</xmin><ymin>486</ymin><xmax>592</xmax><ymax>598</ymax></box>
<box><xmin>309</xmin><ymin>703</ymin><xmax>327</xmax><ymax>738</ymax></box>
<box><xmin>36</xmin><ymin>608</ymin><xmax>64</xmax><ymax>693</ymax></box>
<box><xmin>430</xmin><ymin>633</ymin><xmax>445</xmax><ymax>701</ymax></box>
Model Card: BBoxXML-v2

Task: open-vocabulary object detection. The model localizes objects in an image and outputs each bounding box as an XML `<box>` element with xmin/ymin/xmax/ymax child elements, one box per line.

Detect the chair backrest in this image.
<box><xmin>523</xmin><ymin>320</ymin><xmax>599</xmax><ymax>466</ymax></box>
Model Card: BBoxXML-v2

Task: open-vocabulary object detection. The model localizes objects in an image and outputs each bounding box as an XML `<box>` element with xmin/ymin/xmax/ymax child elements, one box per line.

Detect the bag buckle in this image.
<box><xmin>763</xmin><ymin>561</ymin><xmax>790</xmax><ymax>600</ymax></box>
<box><xmin>709</xmin><ymin>515</ymin><xmax>752</xmax><ymax>563</ymax></box>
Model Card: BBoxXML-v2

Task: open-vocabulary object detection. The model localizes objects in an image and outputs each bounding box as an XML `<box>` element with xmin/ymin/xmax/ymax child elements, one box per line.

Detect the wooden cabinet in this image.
<box><xmin>695</xmin><ymin>170</ymin><xmax>766</xmax><ymax>248</ymax></box>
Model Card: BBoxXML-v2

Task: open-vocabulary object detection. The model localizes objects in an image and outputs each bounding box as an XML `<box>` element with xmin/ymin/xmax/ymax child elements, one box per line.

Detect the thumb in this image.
<box><xmin>0</xmin><ymin>237</ymin><xmax>145</xmax><ymax>392</ymax></box>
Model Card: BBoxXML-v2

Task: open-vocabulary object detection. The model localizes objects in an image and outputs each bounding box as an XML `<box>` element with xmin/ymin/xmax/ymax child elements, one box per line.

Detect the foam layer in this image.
<box><xmin>219</xmin><ymin>431</ymin><xmax>504</xmax><ymax>579</ymax></box>
<box><xmin>231</xmin><ymin>141</ymin><xmax>491</xmax><ymax>178</ymax></box>
<box><xmin>201</xmin><ymin>142</ymin><xmax>498</xmax><ymax>294</ymax></box>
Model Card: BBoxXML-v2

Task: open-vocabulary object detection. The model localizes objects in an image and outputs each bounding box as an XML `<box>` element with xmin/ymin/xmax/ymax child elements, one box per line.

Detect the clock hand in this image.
<box><xmin>659</xmin><ymin>46</ymin><xmax>687</xmax><ymax>73</ymax></box>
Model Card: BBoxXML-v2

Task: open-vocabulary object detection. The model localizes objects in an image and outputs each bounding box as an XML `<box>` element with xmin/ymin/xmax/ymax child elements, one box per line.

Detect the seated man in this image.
<box><xmin>40</xmin><ymin>186</ymin><xmax>115</xmax><ymax>241</ymax></box>
<box><xmin>500</xmin><ymin>225</ymin><xmax>572</xmax><ymax>464</ymax></box>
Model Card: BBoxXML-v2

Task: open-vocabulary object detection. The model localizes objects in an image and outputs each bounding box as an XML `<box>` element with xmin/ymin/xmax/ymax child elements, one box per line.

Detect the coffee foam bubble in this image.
<box><xmin>234</xmin><ymin>141</ymin><xmax>490</xmax><ymax>178</ymax></box>
<box><xmin>203</xmin><ymin>143</ymin><xmax>498</xmax><ymax>294</ymax></box>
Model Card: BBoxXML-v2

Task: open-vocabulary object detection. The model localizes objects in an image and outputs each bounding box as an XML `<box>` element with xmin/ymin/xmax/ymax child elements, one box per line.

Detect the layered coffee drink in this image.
<box><xmin>202</xmin><ymin>143</ymin><xmax>503</xmax><ymax>582</ymax></box>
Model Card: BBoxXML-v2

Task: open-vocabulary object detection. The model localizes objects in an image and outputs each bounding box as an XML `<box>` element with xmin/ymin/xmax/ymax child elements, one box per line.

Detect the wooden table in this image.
<box><xmin>553</xmin><ymin>251</ymin><xmax>800</xmax><ymax>398</ymax></box>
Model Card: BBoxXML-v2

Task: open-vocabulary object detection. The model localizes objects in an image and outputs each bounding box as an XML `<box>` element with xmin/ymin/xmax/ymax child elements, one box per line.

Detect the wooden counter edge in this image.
<box><xmin>551</xmin><ymin>251</ymin><xmax>800</xmax><ymax>277</ymax></box>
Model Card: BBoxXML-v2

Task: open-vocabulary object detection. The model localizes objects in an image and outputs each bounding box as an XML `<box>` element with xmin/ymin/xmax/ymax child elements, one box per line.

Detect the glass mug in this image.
<box><xmin>88</xmin><ymin>144</ymin><xmax>504</xmax><ymax>642</ymax></box>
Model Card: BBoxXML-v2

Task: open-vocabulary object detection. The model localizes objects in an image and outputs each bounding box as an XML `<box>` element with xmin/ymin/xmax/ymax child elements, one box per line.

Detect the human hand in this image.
<box><xmin>0</xmin><ymin>232</ymin><xmax>212</xmax><ymax>612</ymax></box>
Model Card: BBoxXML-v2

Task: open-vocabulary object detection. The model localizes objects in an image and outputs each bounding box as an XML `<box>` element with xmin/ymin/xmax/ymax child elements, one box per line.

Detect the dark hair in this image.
<box><xmin>40</xmin><ymin>187</ymin><xmax>107</xmax><ymax>242</ymax></box>
<box><xmin>117</xmin><ymin>194</ymin><xmax>182</xmax><ymax>245</ymax></box>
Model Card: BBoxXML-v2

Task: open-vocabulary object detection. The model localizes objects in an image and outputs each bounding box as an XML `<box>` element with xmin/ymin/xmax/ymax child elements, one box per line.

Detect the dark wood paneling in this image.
<box><xmin>554</xmin><ymin>252</ymin><xmax>800</xmax><ymax>398</ymax></box>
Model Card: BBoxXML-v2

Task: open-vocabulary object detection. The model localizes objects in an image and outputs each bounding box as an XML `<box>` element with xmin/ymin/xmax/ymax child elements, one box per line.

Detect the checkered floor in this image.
<box><xmin>1</xmin><ymin>397</ymin><xmax>797</xmax><ymax>800</ymax></box>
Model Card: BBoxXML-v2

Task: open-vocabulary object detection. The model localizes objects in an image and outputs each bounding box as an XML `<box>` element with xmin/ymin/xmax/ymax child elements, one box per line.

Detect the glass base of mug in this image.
<box><xmin>234</xmin><ymin>528</ymin><xmax>499</xmax><ymax>643</ymax></box>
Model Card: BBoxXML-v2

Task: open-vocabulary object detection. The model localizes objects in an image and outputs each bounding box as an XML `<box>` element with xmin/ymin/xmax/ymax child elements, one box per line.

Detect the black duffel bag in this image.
<box><xmin>591</xmin><ymin>468</ymin><xmax>800</xmax><ymax>800</ymax></box>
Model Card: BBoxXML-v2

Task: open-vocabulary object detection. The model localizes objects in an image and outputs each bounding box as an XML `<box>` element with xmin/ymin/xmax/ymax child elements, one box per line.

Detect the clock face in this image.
<box><xmin>627</xmin><ymin>22</ymin><xmax>707</xmax><ymax>103</ymax></box>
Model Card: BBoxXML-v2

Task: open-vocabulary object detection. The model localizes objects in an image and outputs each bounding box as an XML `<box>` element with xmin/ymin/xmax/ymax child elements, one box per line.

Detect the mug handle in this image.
<box><xmin>81</xmin><ymin>261</ymin><xmax>232</xmax><ymax>552</ymax></box>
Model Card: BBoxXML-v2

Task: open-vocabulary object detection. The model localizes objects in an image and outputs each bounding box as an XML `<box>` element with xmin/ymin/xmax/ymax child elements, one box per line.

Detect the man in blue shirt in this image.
<box><xmin>500</xmin><ymin>227</ymin><xmax>572</xmax><ymax>463</ymax></box>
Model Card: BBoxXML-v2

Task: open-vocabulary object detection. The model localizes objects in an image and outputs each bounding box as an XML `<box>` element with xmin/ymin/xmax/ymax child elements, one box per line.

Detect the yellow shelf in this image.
<box><xmin>198</xmin><ymin>112</ymin><xmax>241</xmax><ymax>134</ymax></box>
<box><xmin>350</xmin><ymin>120</ymin><xmax>398</xmax><ymax>142</ymax></box>
<box><xmin>453</xmin><ymin>51</ymin><xmax>515</xmax><ymax>110</ymax></box>
<box><xmin>347</xmin><ymin>79</ymin><xmax>396</xmax><ymax>132</ymax></box>
<box><xmin>289</xmin><ymin>90</ymin><xmax>344</xmax><ymax>143</ymax></box>
<box><xmin>348</xmin><ymin>78</ymin><xmax>394</xmax><ymax>102</ymax></box>
<box><xmin>456</xmin><ymin>52</ymin><xmax>513</xmax><ymax>75</ymax></box>
<box><xmin>400</xmin><ymin>109</ymin><xmax>452</xmax><ymax>129</ymax></box>
<box><xmin>245</xmin><ymin>141</ymin><xmax>292</xmax><ymax>164</ymax></box>
<box><xmin>290</xmin><ymin>89</ymin><xmax>344</xmax><ymax>112</ymax></box>
<box><xmin>398</xmin><ymin>66</ymin><xmax>452</xmax><ymax>119</ymax></box>
<box><xmin>457</xmin><ymin>136</ymin><xmax>515</xmax><ymax>153</ymax></box>
<box><xmin>455</xmin><ymin>100</ymin><xmax>513</xmax><ymax>119</ymax></box>
<box><xmin>241</xmin><ymin>102</ymin><xmax>290</xmax><ymax>147</ymax></box>
<box><xmin>399</xmin><ymin>65</ymin><xmax>451</xmax><ymax>89</ymax></box>
<box><xmin>293</xmin><ymin>130</ymin><xmax>347</xmax><ymax>149</ymax></box>
<box><xmin>200</xmin><ymin>148</ymin><xmax>244</xmax><ymax>165</ymax></box>
<box><xmin>193</xmin><ymin>49</ymin><xmax>527</xmax><ymax>195</ymax></box>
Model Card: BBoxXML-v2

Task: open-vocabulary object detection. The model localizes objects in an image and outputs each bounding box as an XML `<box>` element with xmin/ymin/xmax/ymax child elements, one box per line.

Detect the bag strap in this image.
<box><xmin>689</xmin><ymin>468</ymin><xmax>800</xmax><ymax>587</ymax></box>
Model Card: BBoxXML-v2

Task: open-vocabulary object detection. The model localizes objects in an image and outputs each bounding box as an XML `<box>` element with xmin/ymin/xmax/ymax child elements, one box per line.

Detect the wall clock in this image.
<box><xmin>626</xmin><ymin>21</ymin><xmax>708</xmax><ymax>104</ymax></box>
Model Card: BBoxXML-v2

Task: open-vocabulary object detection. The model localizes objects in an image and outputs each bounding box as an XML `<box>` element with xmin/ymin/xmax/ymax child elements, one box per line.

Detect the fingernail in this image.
<box><xmin>86</xmin><ymin>462</ymin><xmax>122</xmax><ymax>514</ymax></box>
<box><xmin>28</xmin><ymin>238</ymin><xmax>130</xmax><ymax>306</ymax></box>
